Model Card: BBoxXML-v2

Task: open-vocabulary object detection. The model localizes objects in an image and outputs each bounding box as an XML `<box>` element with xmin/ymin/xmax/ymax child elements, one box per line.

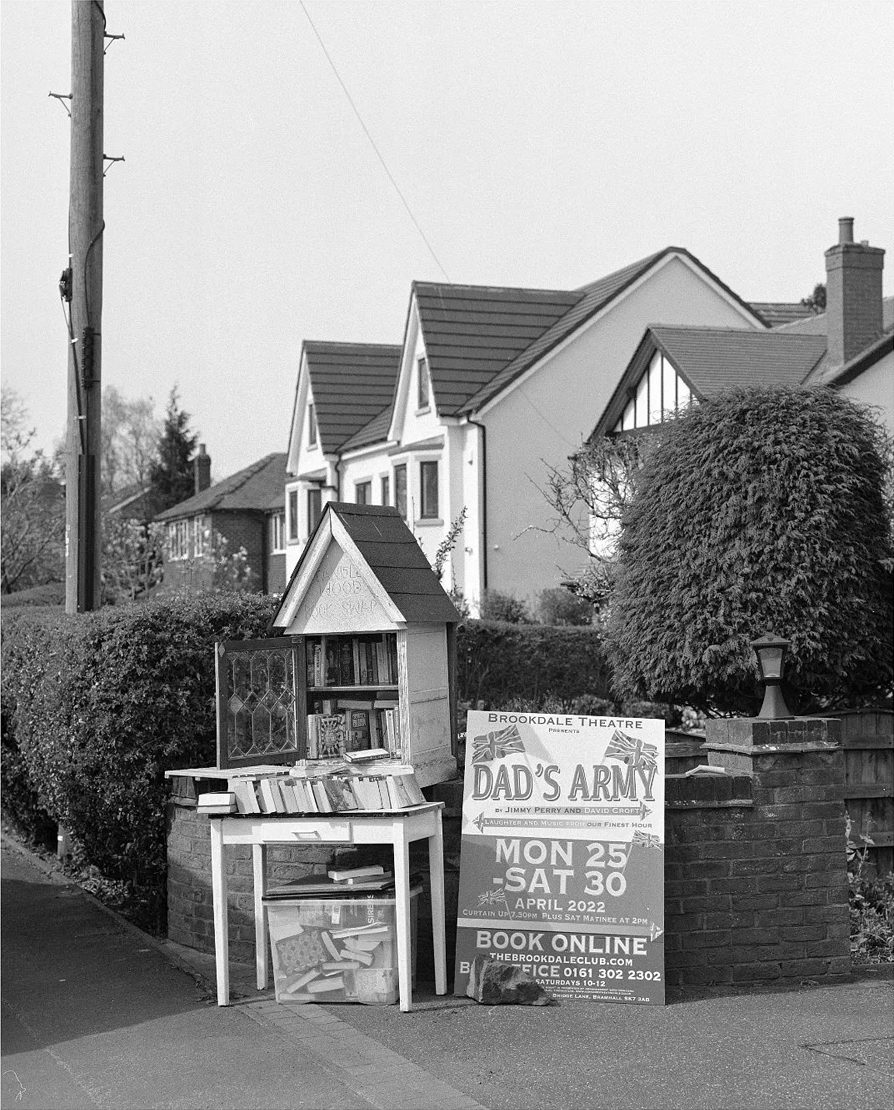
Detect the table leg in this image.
<box><xmin>210</xmin><ymin>818</ymin><xmax>229</xmax><ymax>1006</ymax></box>
<box><xmin>253</xmin><ymin>843</ymin><xmax>268</xmax><ymax>991</ymax></box>
<box><xmin>392</xmin><ymin>821</ymin><xmax>412</xmax><ymax>1012</ymax></box>
<box><xmin>428</xmin><ymin>815</ymin><xmax>447</xmax><ymax>996</ymax></box>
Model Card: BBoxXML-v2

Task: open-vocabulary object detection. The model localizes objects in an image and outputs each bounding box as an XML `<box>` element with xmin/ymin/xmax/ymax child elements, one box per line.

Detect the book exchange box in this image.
<box><xmin>215</xmin><ymin>503</ymin><xmax>461</xmax><ymax>787</ymax></box>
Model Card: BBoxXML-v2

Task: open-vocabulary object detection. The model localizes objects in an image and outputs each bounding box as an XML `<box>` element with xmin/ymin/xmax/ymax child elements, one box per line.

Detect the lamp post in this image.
<box><xmin>751</xmin><ymin>633</ymin><xmax>793</xmax><ymax>719</ymax></box>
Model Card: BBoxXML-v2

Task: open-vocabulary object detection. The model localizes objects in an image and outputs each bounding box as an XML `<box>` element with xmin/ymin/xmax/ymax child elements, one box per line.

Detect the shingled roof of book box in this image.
<box><xmin>276</xmin><ymin>503</ymin><xmax>461</xmax><ymax>625</ymax></box>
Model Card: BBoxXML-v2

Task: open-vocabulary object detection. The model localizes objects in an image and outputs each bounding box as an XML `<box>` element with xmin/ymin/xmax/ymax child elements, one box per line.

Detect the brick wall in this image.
<box><xmin>166</xmin><ymin>717</ymin><xmax>850</xmax><ymax>988</ymax></box>
<box><xmin>214</xmin><ymin>513</ymin><xmax>265</xmax><ymax>590</ymax></box>
<box><xmin>664</xmin><ymin>739</ymin><xmax>849</xmax><ymax>988</ymax></box>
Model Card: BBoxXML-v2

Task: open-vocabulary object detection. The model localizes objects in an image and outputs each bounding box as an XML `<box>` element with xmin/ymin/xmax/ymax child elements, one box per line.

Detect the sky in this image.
<box><xmin>2</xmin><ymin>0</ymin><xmax>892</xmax><ymax>481</ymax></box>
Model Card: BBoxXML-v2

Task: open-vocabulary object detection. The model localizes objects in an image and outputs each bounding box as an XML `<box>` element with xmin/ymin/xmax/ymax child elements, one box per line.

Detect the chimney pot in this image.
<box><xmin>838</xmin><ymin>217</ymin><xmax>854</xmax><ymax>244</ymax></box>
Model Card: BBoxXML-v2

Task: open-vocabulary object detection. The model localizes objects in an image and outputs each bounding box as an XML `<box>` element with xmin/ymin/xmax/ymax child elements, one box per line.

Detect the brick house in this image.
<box><xmin>156</xmin><ymin>451</ymin><xmax>287</xmax><ymax>594</ymax></box>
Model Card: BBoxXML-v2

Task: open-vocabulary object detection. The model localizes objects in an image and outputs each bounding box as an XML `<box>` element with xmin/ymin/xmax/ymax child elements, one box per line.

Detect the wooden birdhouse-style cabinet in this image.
<box><xmin>215</xmin><ymin>503</ymin><xmax>460</xmax><ymax>788</ymax></box>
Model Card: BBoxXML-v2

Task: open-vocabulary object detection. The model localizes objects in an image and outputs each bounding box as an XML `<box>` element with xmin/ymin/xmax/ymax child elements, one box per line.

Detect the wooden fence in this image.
<box><xmin>831</xmin><ymin>709</ymin><xmax>893</xmax><ymax>877</ymax></box>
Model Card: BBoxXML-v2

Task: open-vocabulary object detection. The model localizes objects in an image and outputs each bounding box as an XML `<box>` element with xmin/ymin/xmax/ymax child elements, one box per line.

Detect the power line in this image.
<box><xmin>299</xmin><ymin>1</ymin><xmax>450</xmax><ymax>281</ymax></box>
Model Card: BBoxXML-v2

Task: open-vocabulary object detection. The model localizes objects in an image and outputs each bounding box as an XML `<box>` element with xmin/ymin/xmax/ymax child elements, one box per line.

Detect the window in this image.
<box><xmin>393</xmin><ymin>464</ymin><xmax>407</xmax><ymax>518</ymax></box>
<box><xmin>612</xmin><ymin>352</ymin><xmax>693</xmax><ymax>433</ymax></box>
<box><xmin>193</xmin><ymin>515</ymin><xmax>211</xmax><ymax>557</ymax></box>
<box><xmin>307</xmin><ymin>487</ymin><xmax>322</xmax><ymax>533</ymax></box>
<box><xmin>287</xmin><ymin>489</ymin><xmax>299</xmax><ymax>541</ymax></box>
<box><xmin>355</xmin><ymin>480</ymin><xmax>371</xmax><ymax>505</ymax></box>
<box><xmin>307</xmin><ymin>404</ymin><xmax>317</xmax><ymax>447</ymax></box>
<box><xmin>380</xmin><ymin>475</ymin><xmax>390</xmax><ymax>505</ymax></box>
<box><xmin>168</xmin><ymin>520</ymin><xmax>189</xmax><ymax>560</ymax></box>
<box><xmin>420</xmin><ymin>460</ymin><xmax>439</xmax><ymax>519</ymax></box>
<box><xmin>270</xmin><ymin>511</ymin><xmax>285</xmax><ymax>552</ymax></box>
<box><xmin>417</xmin><ymin>357</ymin><xmax>430</xmax><ymax>410</ymax></box>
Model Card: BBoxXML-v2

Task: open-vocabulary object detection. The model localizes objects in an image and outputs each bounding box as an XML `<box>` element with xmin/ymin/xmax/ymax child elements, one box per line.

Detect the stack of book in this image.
<box><xmin>227</xmin><ymin>763</ymin><xmax>426</xmax><ymax>816</ymax></box>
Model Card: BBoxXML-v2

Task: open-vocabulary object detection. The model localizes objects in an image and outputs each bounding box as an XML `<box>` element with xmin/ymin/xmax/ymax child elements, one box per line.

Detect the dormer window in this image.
<box><xmin>417</xmin><ymin>357</ymin><xmax>430</xmax><ymax>411</ymax></box>
<box><xmin>307</xmin><ymin>404</ymin><xmax>317</xmax><ymax>447</ymax></box>
<box><xmin>613</xmin><ymin>351</ymin><xmax>691</xmax><ymax>433</ymax></box>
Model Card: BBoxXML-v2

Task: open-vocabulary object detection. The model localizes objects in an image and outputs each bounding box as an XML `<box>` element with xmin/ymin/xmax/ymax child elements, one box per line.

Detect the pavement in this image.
<box><xmin>2</xmin><ymin>836</ymin><xmax>892</xmax><ymax>1110</ymax></box>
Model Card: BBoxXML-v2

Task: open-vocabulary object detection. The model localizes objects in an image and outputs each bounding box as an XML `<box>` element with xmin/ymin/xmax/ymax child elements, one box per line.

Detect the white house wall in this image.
<box><xmin>478</xmin><ymin>255</ymin><xmax>763</xmax><ymax>606</ymax></box>
<box><xmin>836</xmin><ymin>350</ymin><xmax>894</xmax><ymax>435</ymax></box>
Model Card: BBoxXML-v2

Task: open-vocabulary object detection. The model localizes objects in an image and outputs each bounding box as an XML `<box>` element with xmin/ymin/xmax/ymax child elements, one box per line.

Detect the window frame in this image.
<box><xmin>307</xmin><ymin>403</ymin><xmax>317</xmax><ymax>447</ymax></box>
<box><xmin>307</xmin><ymin>486</ymin><xmax>322</xmax><ymax>534</ymax></box>
<box><xmin>417</xmin><ymin>356</ymin><xmax>431</xmax><ymax>412</ymax></box>
<box><xmin>419</xmin><ymin>459</ymin><xmax>439</xmax><ymax>520</ymax></box>
<box><xmin>393</xmin><ymin>463</ymin><xmax>407</xmax><ymax>519</ymax></box>
<box><xmin>287</xmin><ymin>488</ymin><xmax>299</xmax><ymax>542</ymax></box>
<box><xmin>269</xmin><ymin>510</ymin><xmax>286</xmax><ymax>553</ymax></box>
<box><xmin>354</xmin><ymin>480</ymin><xmax>372</xmax><ymax>505</ymax></box>
<box><xmin>380</xmin><ymin>475</ymin><xmax>390</xmax><ymax>506</ymax></box>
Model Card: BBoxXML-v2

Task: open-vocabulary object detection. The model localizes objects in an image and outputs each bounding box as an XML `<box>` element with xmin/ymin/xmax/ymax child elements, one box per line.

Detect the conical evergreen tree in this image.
<box><xmin>148</xmin><ymin>388</ymin><xmax>199</xmax><ymax>514</ymax></box>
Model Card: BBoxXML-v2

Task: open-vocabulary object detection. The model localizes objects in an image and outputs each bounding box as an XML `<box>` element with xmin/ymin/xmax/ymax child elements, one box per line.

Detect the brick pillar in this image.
<box><xmin>681</xmin><ymin>716</ymin><xmax>850</xmax><ymax>985</ymax></box>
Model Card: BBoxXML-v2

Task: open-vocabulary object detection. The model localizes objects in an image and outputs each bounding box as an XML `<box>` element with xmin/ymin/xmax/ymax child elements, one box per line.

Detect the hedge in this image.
<box><xmin>1</xmin><ymin>601</ymin><xmax>612</xmax><ymax>929</ymax></box>
<box><xmin>607</xmin><ymin>387</ymin><xmax>894</xmax><ymax>714</ymax></box>
<box><xmin>457</xmin><ymin>619</ymin><xmax>611</xmax><ymax>708</ymax></box>
<box><xmin>1</xmin><ymin>592</ymin><xmax>278</xmax><ymax>929</ymax></box>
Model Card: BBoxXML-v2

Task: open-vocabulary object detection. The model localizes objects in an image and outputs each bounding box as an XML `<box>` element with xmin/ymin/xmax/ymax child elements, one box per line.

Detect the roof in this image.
<box><xmin>651</xmin><ymin>326</ymin><xmax>828</xmax><ymax>394</ymax></box>
<box><xmin>303</xmin><ymin>342</ymin><xmax>401</xmax><ymax>454</ymax></box>
<box><xmin>455</xmin><ymin>248</ymin><xmax>766</xmax><ymax>413</ymax></box>
<box><xmin>155</xmin><ymin>453</ymin><xmax>287</xmax><ymax>521</ymax></box>
<box><xmin>273</xmin><ymin>503</ymin><xmax>460</xmax><ymax>627</ymax></box>
<box><xmin>824</xmin><ymin>329</ymin><xmax>894</xmax><ymax>389</ymax></box>
<box><xmin>591</xmin><ymin>326</ymin><xmax>828</xmax><ymax>439</ymax></box>
<box><xmin>412</xmin><ymin>282</ymin><xmax>582</xmax><ymax>416</ymax></box>
<box><xmin>749</xmin><ymin>302</ymin><xmax>815</xmax><ymax>327</ymax></box>
<box><xmin>773</xmin><ymin>295</ymin><xmax>894</xmax><ymax>335</ymax></box>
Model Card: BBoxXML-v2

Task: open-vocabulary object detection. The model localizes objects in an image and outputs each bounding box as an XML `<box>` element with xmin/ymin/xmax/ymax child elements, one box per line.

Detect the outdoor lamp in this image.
<box><xmin>750</xmin><ymin>632</ymin><xmax>793</xmax><ymax>719</ymax></box>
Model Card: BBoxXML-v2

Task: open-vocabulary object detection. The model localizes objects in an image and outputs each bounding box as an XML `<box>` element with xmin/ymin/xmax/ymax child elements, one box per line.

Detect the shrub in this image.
<box><xmin>478</xmin><ymin>589</ymin><xmax>532</xmax><ymax>624</ymax></box>
<box><xmin>537</xmin><ymin>587</ymin><xmax>594</xmax><ymax>625</ymax></box>
<box><xmin>457</xmin><ymin>620</ymin><xmax>610</xmax><ymax>708</ymax></box>
<box><xmin>607</xmin><ymin>387</ymin><xmax>894</xmax><ymax>715</ymax></box>
<box><xmin>2</xmin><ymin>591</ymin><xmax>277</xmax><ymax>929</ymax></box>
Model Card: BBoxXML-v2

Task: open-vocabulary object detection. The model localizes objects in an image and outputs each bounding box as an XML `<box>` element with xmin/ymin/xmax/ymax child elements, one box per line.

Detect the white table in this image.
<box><xmin>207</xmin><ymin>802</ymin><xmax>447</xmax><ymax>1012</ymax></box>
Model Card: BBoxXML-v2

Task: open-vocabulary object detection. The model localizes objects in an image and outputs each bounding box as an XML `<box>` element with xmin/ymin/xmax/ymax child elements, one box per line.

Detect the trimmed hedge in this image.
<box><xmin>607</xmin><ymin>387</ymin><xmax>894</xmax><ymax>714</ymax></box>
<box><xmin>457</xmin><ymin>619</ymin><xmax>611</xmax><ymax>708</ymax></box>
<box><xmin>2</xmin><ymin>592</ymin><xmax>277</xmax><ymax>928</ymax></box>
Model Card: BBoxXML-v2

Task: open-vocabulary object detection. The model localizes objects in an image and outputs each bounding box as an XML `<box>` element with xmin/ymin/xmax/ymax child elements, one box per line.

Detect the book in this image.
<box><xmin>311</xmin><ymin>780</ymin><xmax>333</xmax><ymax>813</ymax></box>
<box><xmin>277</xmin><ymin>777</ymin><xmax>300</xmax><ymax>814</ymax></box>
<box><xmin>389</xmin><ymin>769</ymin><xmax>426</xmax><ymax>805</ymax></box>
<box><xmin>321</xmin><ymin>931</ymin><xmax>341</xmax><ymax>960</ymax></box>
<box><xmin>229</xmin><ymin>779</ymin><xmax>260</xmax><ymax>814</ymax></box>
<box><xmin>259</xmin><ymin>778</ymin><xmax>282</xmax><ymax>813</ymax></box>
<box><xmin>198</xmin><ymin>792</ymin><xmax>236</xmax><ymax>807</ymax></box>
<box><xmin>343</xmin><ymin>747</ymin><xmax>390</xmax><ymax>763</ymax></box>
<box><xmin>307</xmin><ymin>977</ymin><xmax>343</xmax><ymax>993</ymax></box>
<box><xmin>684</xmin><ymin>764</ymin><xmax>728</xmax><ymax>776</ymax></box>
<box><xmin>327</xmin><ymin>864</ymin><xmax>385</xmax><ymax>882</ymax></box>
<box><xmin>316</xmin><ymin>714</ymin><xmax>345</xmax><ymax>759</ymax></box>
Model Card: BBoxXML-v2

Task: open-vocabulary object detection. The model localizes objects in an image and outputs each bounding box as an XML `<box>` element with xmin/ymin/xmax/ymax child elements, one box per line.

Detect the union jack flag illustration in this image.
<box><xmin>477</xmin><ymin>889</ymin><xmax>509</xmax><ymax>908</ymax></box>
<box><xmin>471</xmin><ymin>723</ymin><xmax>525</xmax><ymax>764</ymax></box>
<box><xmin>604</xmin><ymin>729</ymin><xmax>658</xmax><ymax>771</ymax></box>
<box><xmin>632</xmin><ymin>830</ymin><xmax>662</xmax><ymax>849</ymax></box>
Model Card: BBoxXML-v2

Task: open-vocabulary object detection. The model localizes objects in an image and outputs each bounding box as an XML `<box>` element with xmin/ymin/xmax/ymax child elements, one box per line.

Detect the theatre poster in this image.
<box><xmin>454</xmin><ymin>710</ymin><xmax>666</xmax><ymax>1005</ymax></box>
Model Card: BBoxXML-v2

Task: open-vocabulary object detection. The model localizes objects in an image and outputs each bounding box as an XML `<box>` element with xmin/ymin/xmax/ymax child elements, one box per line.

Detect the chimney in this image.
<box><xmin>824</xmin><ymin>217</ymin><xmax>885</xmax><ymax>367</ymax></box>
<box><xmin>194</xmin><ymin>444</ymin><xmax>211</xmax><ymax>494</ymax></box>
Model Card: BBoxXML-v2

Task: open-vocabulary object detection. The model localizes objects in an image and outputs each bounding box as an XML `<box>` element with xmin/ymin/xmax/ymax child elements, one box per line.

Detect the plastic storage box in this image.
<box><xmin>264</xmin><ymin>883</ymin><xmax>420</xmax><ymax>1005</ymax></box>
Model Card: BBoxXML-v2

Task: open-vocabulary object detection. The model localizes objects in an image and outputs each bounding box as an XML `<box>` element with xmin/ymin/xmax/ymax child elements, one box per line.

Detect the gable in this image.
<box><xmin>290</xmin><ymin>342</ymin><xmax>401</xmax><ymax>465</ymax></box>
<box><xmin>413</xmin><ymin>282</ymin><xmax>582</xmax><ymax>416</ymax></box>
<box><xmin>272</xmin><ymin>503</ymin><xmax>460</xmax><ymax>633</ymax></box>
<box><xmin>591</xmin><ymin>327</ymin><xmax>829</xmax><ymax>440</ymax></box>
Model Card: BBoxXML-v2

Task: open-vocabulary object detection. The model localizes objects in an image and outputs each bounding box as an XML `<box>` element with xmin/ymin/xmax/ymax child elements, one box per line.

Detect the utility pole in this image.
<box><xmin>65</xmin><ymin>0</ymin><xmax>104</xmax><ymax>613</ymax></box>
